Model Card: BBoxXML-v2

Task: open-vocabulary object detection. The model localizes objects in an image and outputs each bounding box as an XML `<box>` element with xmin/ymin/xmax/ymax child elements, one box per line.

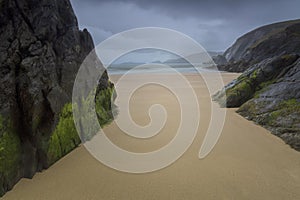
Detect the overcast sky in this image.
<box><xmin>70</xmin><ymin>0</ymin><xmax>300</xmax><ymax>52</ymax></box>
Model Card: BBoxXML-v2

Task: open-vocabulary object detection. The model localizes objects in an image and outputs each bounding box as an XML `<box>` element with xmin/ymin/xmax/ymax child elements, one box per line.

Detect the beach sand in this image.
<box><xmin>2</xmin><ymin>73</ymin><xmax>300</xmax><ymax>200</ymax></box>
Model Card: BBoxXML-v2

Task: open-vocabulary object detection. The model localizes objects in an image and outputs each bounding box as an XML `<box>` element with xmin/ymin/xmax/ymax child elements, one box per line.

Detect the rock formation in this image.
<box><xmin>0</xmin><ymin>0</ymin><xmax>113</xmax><ymax>196</ymax></box>
<box><xmin>214</xmin><ymin>20</ymin><xmax>300</xmax><ymax>151</ymax></box>
<box><xmin>218</xmin><ymin>19</ymin><xmax>300</xmax><ymax>72</ymax></box>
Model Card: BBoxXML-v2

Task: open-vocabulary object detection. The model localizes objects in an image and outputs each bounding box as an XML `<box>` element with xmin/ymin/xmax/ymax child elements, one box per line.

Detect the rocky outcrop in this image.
<box><xmin>0</xmin><ymin>0</ymin><xmax>113</xmax><ymax>196</ymax></box>
<box><xmin>214</xmin><ymin>19</ymin><xmax>300</xmax><ymax>151</ymax></box>
<box><xmin>237</xmin><ymin>57</ymin><xmax>300</xmax><ymax>150</ymax></box>
<box><xmin>214</xmin><ymin>54</ymin><xmax>299</xmax><ymax>107</ymax></box>
<box><xmin>218</xmin><ymin>19</ymin><xmax>300</xmax><ymax>72</ymax></box>
<box><xmin>214</xmin><ymin>54</ymin><xmax>300</xmax><ymax>150</ymax></box>
<box><xmin>212</xmin><ymin>54</ymin><xmax>227</xmax><ymax>66</ymax></box>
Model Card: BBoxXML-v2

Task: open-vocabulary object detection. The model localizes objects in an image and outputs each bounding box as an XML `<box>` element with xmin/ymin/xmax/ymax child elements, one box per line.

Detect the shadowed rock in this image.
<box><xmin>0</xmin><ymin>0</ymin><xmax>113</xmax><ymax>196</ymax></box>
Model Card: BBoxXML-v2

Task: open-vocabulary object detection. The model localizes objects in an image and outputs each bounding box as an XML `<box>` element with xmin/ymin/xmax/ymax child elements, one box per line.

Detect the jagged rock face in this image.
<box><xmin>0</xmin><ymin>0</ymin><xmax>111</xmax><ymax>195</ymax></box>
<box><xmin>214</xmin><ymin>54</ymin><xmax>300</xmax><ymax>150</ymax></box>
<box><xmin>219</xmin><ymin>19</ymin><xmax>300</xmax><ymax>72</ymax></box>
<box><xmin>214</xmin><ymin>19</ymin><xmax>300</xmax><ymax>151</ymax></box>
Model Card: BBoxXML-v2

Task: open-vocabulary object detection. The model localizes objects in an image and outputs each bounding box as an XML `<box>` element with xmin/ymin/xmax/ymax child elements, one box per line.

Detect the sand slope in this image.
<box><xmin>2</xmin><ymin>73</ymin><xmax>300</xmax><ymax>200</ymax></box>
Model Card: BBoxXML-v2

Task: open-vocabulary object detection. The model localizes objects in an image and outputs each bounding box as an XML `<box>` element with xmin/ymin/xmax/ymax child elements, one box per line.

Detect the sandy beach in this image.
<box><xmin>2</xmin><ymin>72</ymin><xmax>300</xmax><ymax>200</ymax></box>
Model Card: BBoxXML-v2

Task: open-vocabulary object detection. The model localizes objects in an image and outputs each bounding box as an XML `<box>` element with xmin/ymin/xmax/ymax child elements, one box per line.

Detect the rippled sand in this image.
<box><xmin>2</xmin><ymin>73</ymin><xmax>300</xmax><ymax>200</ymax></box>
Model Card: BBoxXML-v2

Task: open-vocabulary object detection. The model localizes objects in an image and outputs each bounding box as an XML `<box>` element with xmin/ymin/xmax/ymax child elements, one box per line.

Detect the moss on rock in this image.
<box><xmin>224</xmin><ymin>78</ymin><xmax>254</xmax><ymax>107</ymax></box>
<box><xmin>266</xmin><ymin>99</ymin><xmax>300</xmax><ymax>126</ymax></box>
<box><xmin>95</xmin><ymin>87</ymin><xmax>115</xmax><ymax>126</ymax></box>
<box><xmin>238</xmin><ymin>97</ymin><xmax>300</xmax><ymax>150</ymax></box>
<box><xmin>46</xmin><ymin>87</ymin><xmax>115</xmax><ymax>166</ymax></box>
<box><xmin>216</xmin><ymin>54</ymin><xmax>300</xmax><ymax>108</ymax></box>
<box><xmin>0</xmin><ymin>116</ymin><xmax>22</xmax><ymax>196</ymax></box>
<box><xmin>47</xmin><ymin>103</ymin><xmax>80</xmax><ymax>166</ymax></box>
<box><xmin>253</xmin><ymin>79</ymin><xmax>276</xmax><ymax>98</ymax></box>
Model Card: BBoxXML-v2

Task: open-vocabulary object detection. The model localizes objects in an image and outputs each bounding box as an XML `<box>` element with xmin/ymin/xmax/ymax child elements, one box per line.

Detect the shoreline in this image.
<box><xmin>2</xmin><ymin>72</ymin><xmax>300</xmax><ymax>200</ymax></box>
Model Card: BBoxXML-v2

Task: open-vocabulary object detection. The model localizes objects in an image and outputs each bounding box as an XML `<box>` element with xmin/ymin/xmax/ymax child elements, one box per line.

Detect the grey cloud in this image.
<box><xmin>71</xmin><ymin>0</ymin><xmax>300</xmax><ymax>51</ymax></box>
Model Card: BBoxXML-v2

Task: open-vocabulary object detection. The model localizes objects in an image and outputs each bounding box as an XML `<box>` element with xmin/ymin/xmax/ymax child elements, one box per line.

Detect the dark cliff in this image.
<box><xmin>218</xmin><ymin>19</ymin><xmax>300</xmax><ymax>72</ymax></box>
<box><xmin>214</xmin><ymin>19</ymin><xmax>300</xmax><ymax>151</ymax></box>
<box><xmin>0</xmin><ymin>0</ymin><xmax>113</xmax><ymax>196</ymax></box>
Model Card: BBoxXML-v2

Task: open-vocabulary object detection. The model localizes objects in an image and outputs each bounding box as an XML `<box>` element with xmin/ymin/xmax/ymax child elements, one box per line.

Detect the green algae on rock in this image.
<box><xmin>0</xmin><ymin>116</ymin><xmax>22</xmax><ymax>196</ymax></box>
<box><xmin>47</xmin><ymin>104</ymin><xmax>80</xmax><ymax>166</ymax></box>
<box><xmin>47</xmin><ymin>86</ymin><xmax>115</xmax><ymax>166</ymax></box>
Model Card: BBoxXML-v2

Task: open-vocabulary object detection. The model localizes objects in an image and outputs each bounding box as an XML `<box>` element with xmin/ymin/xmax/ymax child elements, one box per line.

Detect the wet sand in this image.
<box><xmin>2</xmin><ymin>73</ymin><xmax>300</xmax><ymax>200</ymax></box>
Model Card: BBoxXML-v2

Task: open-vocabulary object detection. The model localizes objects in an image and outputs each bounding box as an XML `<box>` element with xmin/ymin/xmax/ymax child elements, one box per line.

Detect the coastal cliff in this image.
<box><xmin>0</xmin><ymin>0</ymin><xmax>113</xmax><ymax>196</ymax></box>
<box><xmin>218</xmin><ymin>19</ymin><xmax>300</xmax><ymax>72</ymax></box>
<box><xmin>214</xmin><ymin>20</ymin><xmax>300</xmax><ymax>151</ymax></box>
